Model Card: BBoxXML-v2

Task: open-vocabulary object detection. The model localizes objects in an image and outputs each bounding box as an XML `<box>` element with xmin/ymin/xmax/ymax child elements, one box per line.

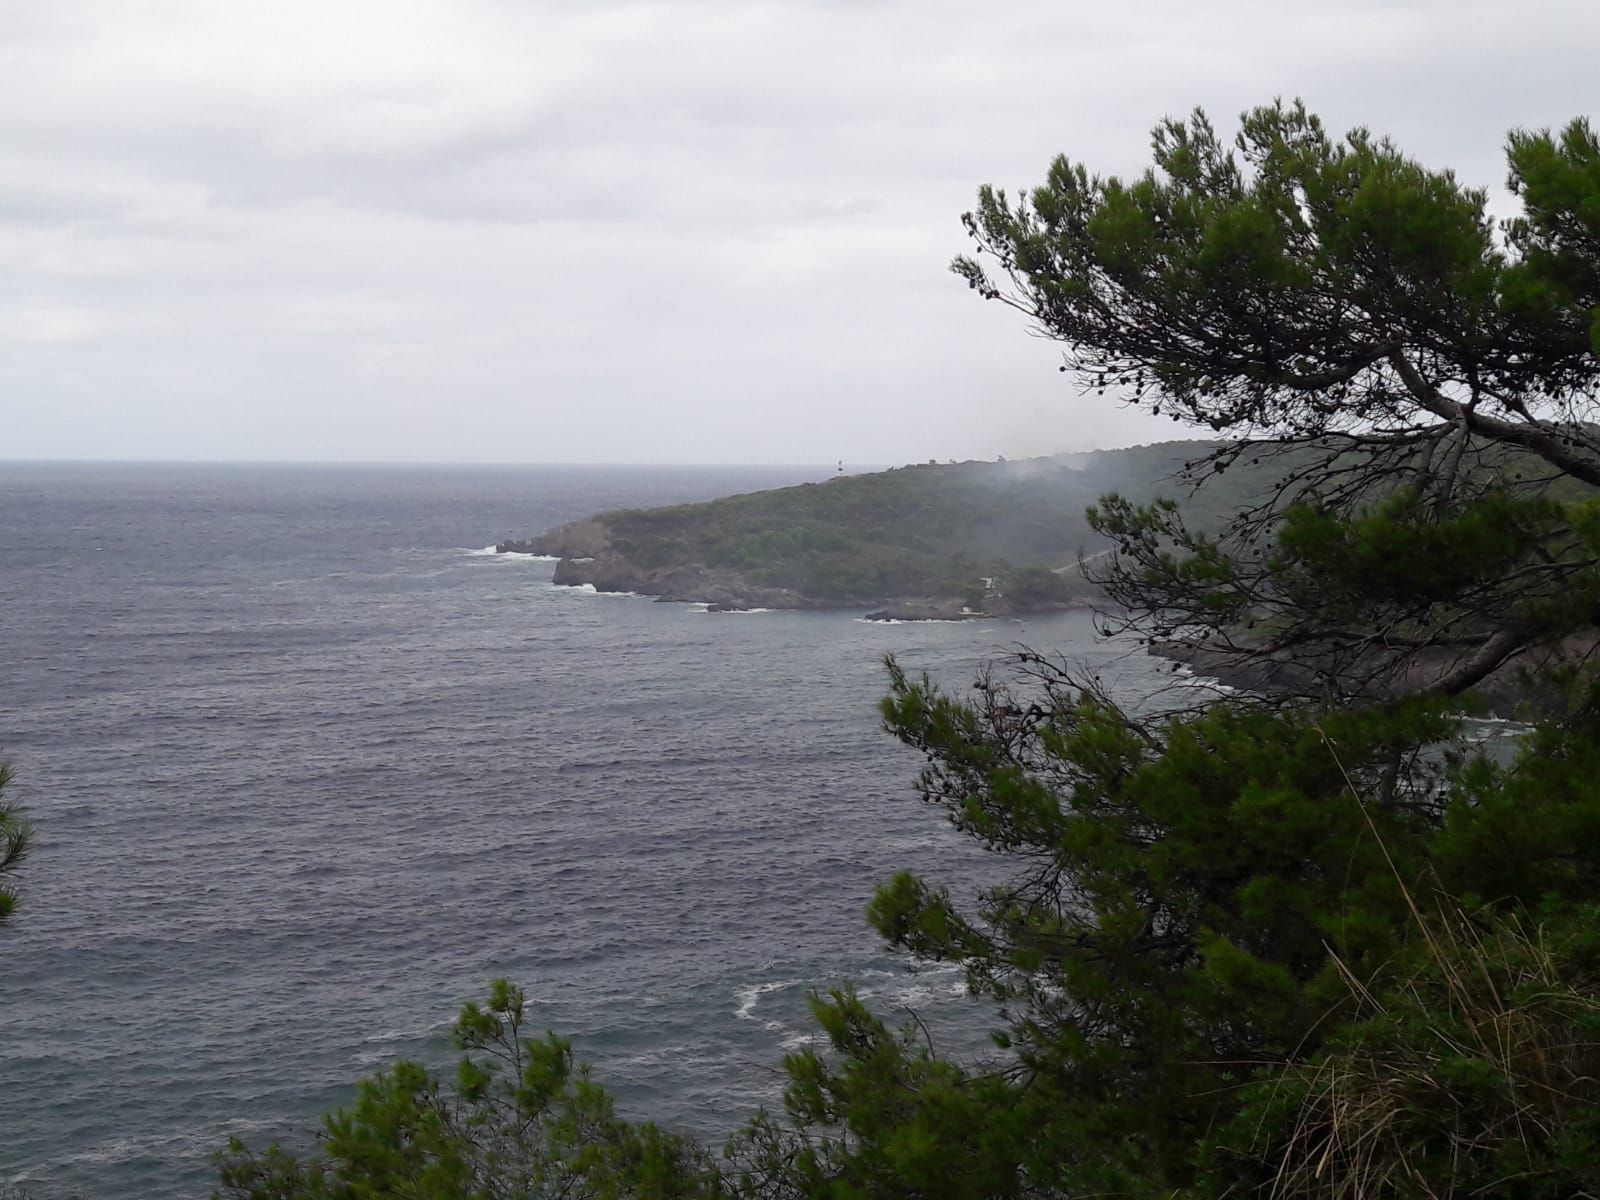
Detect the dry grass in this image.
<box><xmin>1232</xmin><ymin>735</ymin><xmax>1600</xmax><ymax>1198</ymax></box>
<box><xmin>1251</xmin><ymin>905</ymin><xmax>1600</xmax><ymax>1200</ymax></box>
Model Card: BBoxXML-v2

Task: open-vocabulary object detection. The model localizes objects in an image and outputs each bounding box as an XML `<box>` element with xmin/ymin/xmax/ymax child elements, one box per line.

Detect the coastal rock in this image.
<box><xmin>531</xmin><ymin>538</ymin><xmax>824</xmax><ymax>611</ymax></box>
<box><xmin>498</xmin><ymin>519</ymin><xmax>611</xmax><ymax>560</ymax></box>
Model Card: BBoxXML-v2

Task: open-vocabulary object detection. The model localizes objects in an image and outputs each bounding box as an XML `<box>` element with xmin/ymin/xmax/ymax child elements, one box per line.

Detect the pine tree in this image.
<box><xmin>820</xmin><ymin>101</ymin><xmax>1600</xmax><ymax>1195</ymax></box>
<box><xmin>0</xmin><ymin>763</ymin><xmax>33</xmax><ymax>929</ymax></box>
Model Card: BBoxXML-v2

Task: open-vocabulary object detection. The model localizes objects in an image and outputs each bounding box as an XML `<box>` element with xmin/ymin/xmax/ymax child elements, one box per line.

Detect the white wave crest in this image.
<box><xmin>463</xmin><ymin>545</ymin><xmax>559</xmax><ymax>561</ymax></box>
<box><xmin>734</xmin><ymin>978</ymin><xmax>800</xmax><ymax>1022</ymax></box>
<box><xmin>557</xmin><ymin>583</ymin><xmax>656</xmax><ymax>598</ymax></box>
<box><xmin>852</xmin><ymin>617</ymin><xmax>978</xmax><ymax>626</ymax></box>
<box><xmin>856</xmin><ymin>962</ymin><xmax>966</xmax><ymax>1011</ymax></box>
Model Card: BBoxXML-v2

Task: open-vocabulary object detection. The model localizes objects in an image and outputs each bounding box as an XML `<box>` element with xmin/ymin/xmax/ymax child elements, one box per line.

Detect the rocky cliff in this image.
<box><xmin>498</xmin><ymin>520</ymin><xmax>1093</xmax><ymax>616</ymax></box>
<box><xmin>498</xmin><ymin>524</ymin><xmax>836</xmax><ymax>611</ymax></box>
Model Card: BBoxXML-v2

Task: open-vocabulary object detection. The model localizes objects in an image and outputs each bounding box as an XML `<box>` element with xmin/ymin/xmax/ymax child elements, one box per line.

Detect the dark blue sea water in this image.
<box><xmin>0</xmin><ymin>462</ymin><xmax>1174</xmax><ymax>1198</ymax></box>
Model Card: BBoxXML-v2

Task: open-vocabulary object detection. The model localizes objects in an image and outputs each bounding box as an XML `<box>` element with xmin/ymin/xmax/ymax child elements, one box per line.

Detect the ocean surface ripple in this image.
<box><xmin>0</xmin><ymin>463</ymin><xmax>1171</xmax><ymax>1198</ymax></box>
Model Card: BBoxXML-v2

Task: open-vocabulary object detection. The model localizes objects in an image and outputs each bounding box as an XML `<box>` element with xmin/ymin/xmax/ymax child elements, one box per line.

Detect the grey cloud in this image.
<box><xmin>1</xmin><ymin>0</ymin><xmax>1596</xmax><ymax>462</ymax></box>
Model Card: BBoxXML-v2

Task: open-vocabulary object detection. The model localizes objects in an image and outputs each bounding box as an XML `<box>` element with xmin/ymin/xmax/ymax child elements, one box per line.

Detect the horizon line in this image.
<box><xmin>0</xmin><ymin>441</ymin><xmax>1209</xmax><ymax>470</ymax></box>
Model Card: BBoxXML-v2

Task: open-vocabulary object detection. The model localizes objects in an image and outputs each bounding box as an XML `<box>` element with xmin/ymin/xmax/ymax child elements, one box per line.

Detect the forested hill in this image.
<box><xmin>501</xmin><ymin>441</ymin><xmax>1249</xmax><ymax>614</ymax></box>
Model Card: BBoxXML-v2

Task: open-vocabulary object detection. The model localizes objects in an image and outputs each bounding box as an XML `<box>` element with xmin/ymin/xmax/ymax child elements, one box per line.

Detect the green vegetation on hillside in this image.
<box><xmin>587</xmin><ymin>443</ymin><xmax>1247</xmax><ymax>604</ymax></box>
<box><xmin>555</xmin><ymin>431</ymin><xmax>1582</xmax><ymax>618</ymax></box>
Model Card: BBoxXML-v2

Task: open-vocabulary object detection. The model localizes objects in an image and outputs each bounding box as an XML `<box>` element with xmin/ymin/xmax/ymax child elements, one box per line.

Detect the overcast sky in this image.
<box><xmin>2</xmin><ymin>1</ymin><xmax>1596</xmax><ymax>464</ymax></box>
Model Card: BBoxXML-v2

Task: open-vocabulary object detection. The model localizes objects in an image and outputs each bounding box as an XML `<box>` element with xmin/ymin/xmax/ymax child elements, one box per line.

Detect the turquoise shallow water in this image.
<box><xmin>0</xmin><ymin>462</ymin><xmax>1174</xmax><ymax>1198</ymax></box>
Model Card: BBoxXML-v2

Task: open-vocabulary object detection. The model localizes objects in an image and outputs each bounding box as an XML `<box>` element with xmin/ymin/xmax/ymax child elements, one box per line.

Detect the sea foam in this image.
<box><xmin>464</xmin><ymin>545</ymin><xmax>559</xmax><ymax>560</ymax></box>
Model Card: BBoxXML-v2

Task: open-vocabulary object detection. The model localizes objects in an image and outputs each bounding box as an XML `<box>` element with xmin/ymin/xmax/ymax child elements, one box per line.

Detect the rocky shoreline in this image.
<box><xmin>498</xmin><ymin>529</ymin><xmax>832</xmax><ymax>611</ymax></box>
<box><xmin>495</xmin><ymin>526</ymin><xmax>1090</xmax><ymax>619</ymax></box>
<box><xmin>503</xmin><ymin>526</ymin><xmax>1559</xmax><ymax>713</ymax></box>
<box><xmin>1149</xmin><ymin>636</ymin><xmax>1573</xmax><ymax>718</ymax></box>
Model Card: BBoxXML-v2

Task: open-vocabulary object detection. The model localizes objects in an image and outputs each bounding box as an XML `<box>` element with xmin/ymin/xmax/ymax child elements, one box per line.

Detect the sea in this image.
<box><xmin>0</xmin><ymin>462</ymin><xmax>1180</xmax><ymax>1198</ymax></box>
